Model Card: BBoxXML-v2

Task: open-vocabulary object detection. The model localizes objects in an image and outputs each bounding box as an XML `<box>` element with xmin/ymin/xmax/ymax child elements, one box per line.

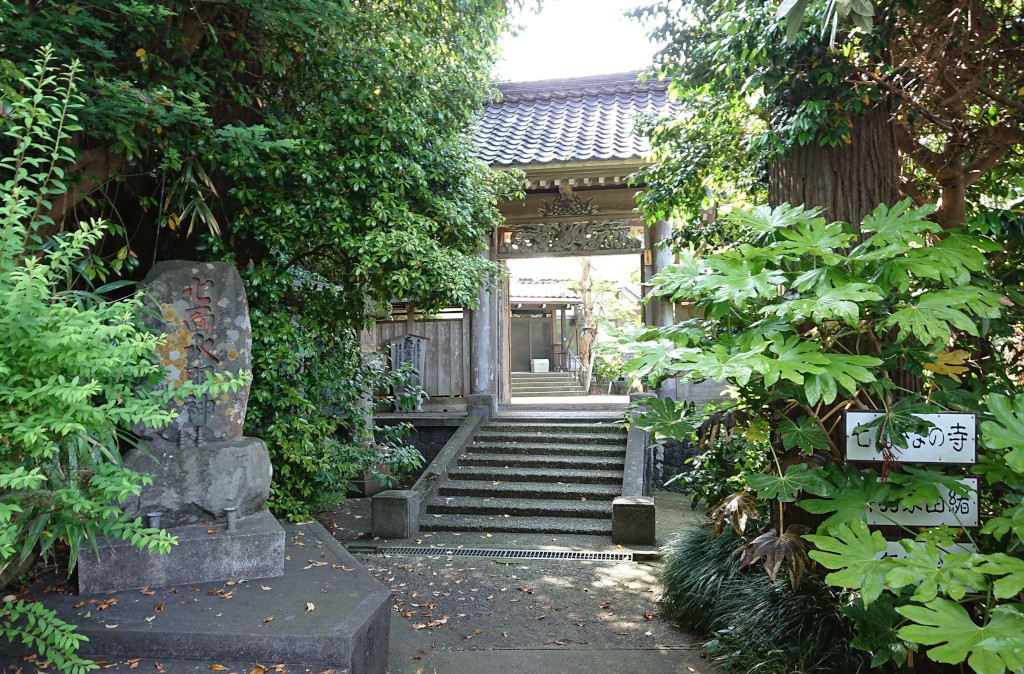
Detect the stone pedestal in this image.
<box><xmin>78</xmin><ymin>510</ymin><xmax>285</xmax><ymax>594</ymax></box>
<box><xmin>82</xmin><ymin>260</ymin><xmax>285</xmax><ymax>593</ymax></box>
<box><xmin>120</xmin><ymin>438</ymin><xmax>272</xmax><ymax>527</ymax></box>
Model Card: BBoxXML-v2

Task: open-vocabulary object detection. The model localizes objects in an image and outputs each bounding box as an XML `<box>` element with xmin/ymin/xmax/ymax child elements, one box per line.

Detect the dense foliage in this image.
<box><xmin>0</xmin><ymin>1</ymin><xmax>524</xmax><ymax>518</ymax></box>
<box><xmin>632</xmin><ymin>0</ymin><xmax>1024</xmax><ymax>230</ymax></box>
<box><xmin>0</xmin><ymin>51</ymin><xmax>240</xmax><ymax>673</ymax></box>
<box><xmin>623</xmin><ymin>202</ymin><xmax>1024</xmax><ymax>670</ymax></box>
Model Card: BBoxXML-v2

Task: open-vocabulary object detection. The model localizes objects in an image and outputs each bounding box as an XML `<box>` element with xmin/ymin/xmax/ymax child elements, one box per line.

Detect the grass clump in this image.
<box><xmin>660</xmin><ymin>525</ymin><xmax>878</xmax><ymax>674</ymax></box>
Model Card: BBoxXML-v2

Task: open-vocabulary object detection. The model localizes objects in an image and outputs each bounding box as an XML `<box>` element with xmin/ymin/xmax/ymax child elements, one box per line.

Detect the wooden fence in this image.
<box><xmin>371</xmin><ymin>314</ymin><xmax>471</xmax><ymax>399</ymax></box>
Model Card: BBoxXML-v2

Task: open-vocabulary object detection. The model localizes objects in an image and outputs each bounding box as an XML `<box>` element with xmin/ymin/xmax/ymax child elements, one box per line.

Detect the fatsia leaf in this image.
<box><xmin>923</xmin><ymin>349</ymin><xmax>970</xmax><ymax>382</ymax></box>
<box><xmin>879</xmin><ymin>299</ymin><xmax>977</xmax><ymax>346</ymax></box>
<box><xmin>799</xmin><ymin>465</ymin><xmax>892</xmax><ymax>533</ymax></box>
<box><xmin>726</xmin><ymin>202</ymin><xmax>825</xmax><ymax>234</ymax></box>
<box><xmin>982</xmin><ymin>394</ymin><xmax>1024</xmax><ymax>473</ymax></box>
<box><xmin>763</xmin><ymin>283</ymin><xmax>883</xmax><ymax>326</ymax></box>
<box><xmin>896</xmin><ymin>601</ymin><xmax>1024</xmax><ymax>674</ymax></box>
<box><xmin>857</xmin><ymin>200</ymin><xmax>938</xmax><ymax>248</ymax></box>
<box><xmin>972</xmin><ymin>553</ymin><xmax>1024</xmax><ymax>600</ymax></box>
<box><xmin>981</xmin><ymin>503</ymin><xmax>1024</xmax><ymax>546</ymax></box>
<box><xmin>764</xmin><ymin>334</ymin><xmax>829</xmax><ymax>386</ymax></box>
<box><xmin>735</xmin><ymin>524</ymin><xmax>810</xmax><ymax>587</ymax></box>
<box><xmin>651</xmin><ymin>253</ymin><xmax>707</xmax><ymax>301</ymax></box>
<box><xmin>632</xmin><ymin>396</ymin><xmax>696</xmax><ymax>441</ymax></box>
<box><xmin>843</xmin><ymin>594</ymin><xmax>910</xmax><ymax>668</ymax></box>
<box><xmin>777</xmin><ymin>417</ymin><xmax>831</xmax><ymax>453</ymax></box>
<box><xmin>882</xmin><ymin>542</ymin><xmax>983</xmax><ymax>603</ymax></box>
<box><xmin>805</xmin><ymin>520</ymin><xmax>890</xmax><ymax>605</ymax></box>
<box><xmin>806</xmin><ymin>348</ymin><xmax>880</xmax><ymax>401</ymax></box>
<box><xmin>776</xmin><ymin>219</ymin><xmax>855</xmax><ymax>263</ymax></box>
<box><xmin>888</xmin><ymin>465</ymin><xmax>973</xmax><ymax>509</ymax></box>
<box><xmin>746</xmin><ymin>463</ymin><xmax>831</xmax><ymax>502</ymax></box>
<box><xmin>698</xmin><ymin>257</ymin><xmax>786</xmax><ymax>304</ymax></box>
<box><xmin>706</xmin><ymin>491</ymin><xmax>758</xmax><ymax>538</ymax></box>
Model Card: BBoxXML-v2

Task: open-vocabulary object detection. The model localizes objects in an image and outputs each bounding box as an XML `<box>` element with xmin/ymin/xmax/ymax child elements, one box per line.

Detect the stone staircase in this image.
<box><xmin>421</xmin><ymin>416</ymin><xmax>626</xmax><ymax>535</ymax></box>
<box><xmin>510</xmin><ymin>371</ymin><xmax>587</xmax><ymax>397</ymax></box>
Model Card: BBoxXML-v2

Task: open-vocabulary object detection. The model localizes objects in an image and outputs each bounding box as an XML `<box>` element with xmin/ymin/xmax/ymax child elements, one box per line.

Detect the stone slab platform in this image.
<box><xmin>6</xmin><ymin>522</ymin><xmax>391</xmax><ymax>673</ymax></box>
<box><xmin>78</xmin><ymin>510</ymin><xmax>285</xmax><ymax>594</ymax></box>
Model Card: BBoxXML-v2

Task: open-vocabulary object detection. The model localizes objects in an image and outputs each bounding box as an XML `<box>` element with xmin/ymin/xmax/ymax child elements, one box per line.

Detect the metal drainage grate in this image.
<box><xmin>377</xmin><ymin>547</ymin><xmax>632</xmax><ymax>562</ymax></box>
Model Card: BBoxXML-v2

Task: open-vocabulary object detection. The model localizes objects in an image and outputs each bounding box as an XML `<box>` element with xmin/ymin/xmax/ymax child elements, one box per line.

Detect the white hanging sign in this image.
<box><xmin>845</xmin><ymin>411</ymin><xmax>977</xmax><ymax>464</ymax></box>
<box><xmin>865</xmin><ymin>478</ymin><xmax>978</xmax><ymax>527</ymax></box>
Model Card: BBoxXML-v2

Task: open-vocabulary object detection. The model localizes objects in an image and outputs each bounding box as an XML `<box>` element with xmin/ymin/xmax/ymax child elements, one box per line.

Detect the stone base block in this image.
<box><xmin>612</xmin><ymin>496</ymin><xmax>656</xmax><ymax>546</ymax></box>
<box><xmin>121</xmin><ymin>437</ymin><xmax>273</xmax><ymax>527</ymax></box>
<box><xmin>78</xmin><ymin>509</ymin><xmax>284</xmax><ymax>594</ymax></box>
<box><xmin>467</xmin><ymin>393</ymin><xmax>496</xmax><ymax>419</ymax></box>
<box><xmin>371</xmin><ymin>489</ymin><xmax>421</xmax><ymax>539</ymax></box>
<box><xmin>12</xmin><ymin>523</ymin><xmax>388</xmax><ymax>673</ymax></box>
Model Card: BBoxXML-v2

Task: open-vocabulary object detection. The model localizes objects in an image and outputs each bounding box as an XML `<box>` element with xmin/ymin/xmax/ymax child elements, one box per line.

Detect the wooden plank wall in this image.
<box><xmin>373</xmin><ymin>317</ymin><xmax>470</xmax><ymax>398</ymax></box>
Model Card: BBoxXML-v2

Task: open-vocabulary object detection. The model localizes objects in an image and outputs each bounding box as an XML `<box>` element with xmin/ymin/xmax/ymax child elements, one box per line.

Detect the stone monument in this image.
<box><xmin>78</xmin><ymin>261</ymin><xmax>285</xmax><ymax>593</ymax></box>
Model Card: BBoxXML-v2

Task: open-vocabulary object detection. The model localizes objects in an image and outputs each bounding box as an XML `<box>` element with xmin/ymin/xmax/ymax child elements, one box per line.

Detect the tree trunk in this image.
<box><xmin>768</xmin><ymin>105</ymin><xmax>900</xmax><ymax>226</ymax></box>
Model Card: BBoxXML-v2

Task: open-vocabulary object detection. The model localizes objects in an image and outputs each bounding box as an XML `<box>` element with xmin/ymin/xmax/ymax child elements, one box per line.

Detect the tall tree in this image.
<box><xmin>0</xmin><ymin>0</ymin><xmax>525</xmax><ymax>517</ymax></box>
<box><xmin>633</xmin><ymin>0</ymin><xmax>1024</xmax><ymax>228</ymax></box>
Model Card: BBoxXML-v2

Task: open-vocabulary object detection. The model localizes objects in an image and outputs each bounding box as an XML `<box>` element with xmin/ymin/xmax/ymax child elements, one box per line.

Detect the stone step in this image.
<box><xmin>479</xmin><ymin>422</ymin><xmax>626</xmax><ymax>436</ymax></box>
<box><xmin>474</xmin><ymin>433</ymin><xmax>625</xmax><ymax>447</ymax></box>
<box><xmin>420</xmin><ymin>513</ymin><xmax>612</xmax><ymax>535</ymax></box>
<box><xmin>459</xmin><ymin>452</ymin><xmax>624</xmax><ymax>471</ymax></box>
<box><xmin>510</xmin><ymin>389</ymin><xmax>587</xmax><ymax>397</ymax></box>
<box><xmin>446</xmin><ymin>465</ymin><xmax>623</xmax><ymax>485</ymax></box>
<box><xmin>467</xmin><ymin>441</ymin><xmax>625</xmax><ymax>457</ymax></box>
<box><xmin>510</xmin><ymin>383</ymin><xmax>586</xmax><ymax>392</ymax></box>
<box><xmin>437</xmin><ymin>479</ymin><xmax>621</xmax><ymax>500</ymax></box>
<box><xmin>510</xmin><ymin>371</ymin><xmax>578</xmax><ymax>379</ymax></box>
<box><xmin>425</xmin><ymin>496</ymin><xmax>611</xmax><ymax>519</ymax></box>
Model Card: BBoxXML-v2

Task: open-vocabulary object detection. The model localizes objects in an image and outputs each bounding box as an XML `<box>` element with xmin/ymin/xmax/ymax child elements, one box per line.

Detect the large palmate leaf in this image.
<box><xmin>982</xmin><ymin>394</ymin><xmax>1024</xmax><ymax>472</ymax></box>
<box><xmin>806</xmin><ymin>520</ymin><xmax>890</xmax><ymax>605</ymax></box>
<box><xmin>651</xmin><ymin>253</ymin><xmax>707</xmax><ymax>301</ymax></box>
<box><xmin>707</xmin><ymin>490</ymin><xmax>759</xmax><ymax>537</ymax></box>
<box><xmin>896</xmin><ymin>601</ymin><xmax>1024</xmax><ymax>674</ymax></box>
<box><xmin>698</xmin><ymin>257</ymin><xmax>786</xmax><ymax>304</ymax></box>
<box><xmin>805</xmin><ymin>352</ymin><xmax>881</xmax><ymax>404</ymax></box>
<box><xmin>633</xmin><ymin>396</ymin><xmax>696</xmax><ymax>441</ymax></box>
<box><xmin>777</xmin><ymin>416</ymin><xmax>831</xmax><ymax>453</ymax></box>
<box><xmin>776</xmin><ymin>219</ymin><xmax>855</xmax><ymax>264</ymax></box>
<box><xmin>675</xmin><ymin>342</ymin><xmax>770</xmax><ymax>386</ymax></box>
<box><xmin>764</xmin><ymin>283</ymin><xmax>883</xmax><ymax>326</ymax></box>
<box><xmin>973</xmin><ymin>553</ymin><xmax>1024</xmax><ymax>600</ymax></box>
<box><xmin>982</xmin><ymin>503</ymin><xmax>1024</xmax><ymax>546</ymax></box>
<box><xmin>888</xmin><ymin>465</ymin><xmax>974</xmax><ymax>509</ymax></box>
<box><xmin>883</xmin><ymin>541</ymin><xmax>984</xmax><ymax>602</ymax></box>
<box><xmin>856</xmin><ymin>200</ymin><xmax>938</xmax><ymax>248</ymax></box>
<box><xmin>746</xmin><ymin>463</ymin><xmax>831</xmax><ymax>502</ymax></box>
<box><xmin>735</xmin><ymin>524</ymin><xmax>810</xmax><ymax>586</ymax></box>
<box><xmin>799</xmin><ymin>465</ymin><xmax>892</xmax><ymax>532</ymax></box>
<box><xmin>727</xmin><ymin>202</ymin><xmax>825</xmax><ymax>235</ymax></box>
<box><xmin>844</xmin><ymin>594</ymin><xmax>911</xmax><ymax>668</ymax></box>
<box><xmin>763</xmin><ymin>334</ymin><xmax>830</xmax><ymax>386</ymax></box>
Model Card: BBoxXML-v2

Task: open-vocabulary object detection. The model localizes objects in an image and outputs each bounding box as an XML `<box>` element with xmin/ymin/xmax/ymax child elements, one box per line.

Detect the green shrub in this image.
<box><xmin>0</xmin><ymin>48</ymin><xmax>239</xmax><ymax>674</ymax></box>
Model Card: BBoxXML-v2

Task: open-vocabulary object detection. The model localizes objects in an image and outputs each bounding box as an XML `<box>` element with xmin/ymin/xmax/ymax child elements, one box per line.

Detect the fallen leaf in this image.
<box><xmin>263</xmin><ymin>616</ymin><xmax>275</xmax><ymax>623</ymax></box>
<box><xmin>209</xmin><ymin>666</ymin><xmax>228</xmax><ymax>672</ymax></box>
<box><xmin>154</xmin><ymin>603</ymin><xmax>164</xmax><ymax>612</ymax></box>
<box><xmin>145</xmin><ymin>616</ymin><xmax>155</xmax><ymax>623</ymax></box>
<box><xmin>261</xmin><ymin>586</ymin><xmax>272</xmax><ymax>591</ymax></box>
<box><xmin>643</xmin><ymin>613</ymin><xmax>655</xmax><ymax>621</ymax></box>
<box><xmin>474</xmin><ymin>629</ymin><xmax>482</xmax><ymax>634</ymax></box>
<box><xmin>207</xmin><ymin>529</ymin><xmax>219</xmax><ymax>534</ymax></box>
<box><xmin>548</xmin><ymin>640</ymin><xmax>569</xmax><ymax>646</ymax></box>
<box><xmin>534</xmin><ymin>615</ymin><xmax>548</xmax><ymax>620</ymax></box>
<box><xmin>412</xmin><ymin>623</ymin><xmax>426</xmax><ymax>630</ymax></box>
<box><xmin>600</xmin><ymin>603</ymin><xmax>611</xmax><ymax>609</ymax></box>
<box><xmin>250</xmin><ymin>668</ymin><xmax>266</xmax><ymax>674</ymax></box>
<box><xmin>418</xmin><ymin>650</ymin><xmax>427</xmax><ymax>655</ymax></box>
<box><xmin>139</xmin><ymin>588</ymin><xmax>156</xmax><ymax>596</ymax></box>
<box><xmin>306</xmin><ymin>602</ymin><xmax>315</xmax><ymax>612</ymax></box>
<box><xmin>617</xmin><ymin>632</ymin><xmax>631</xmax><ymax>636</ymax></box>
<box><xmin>105</xmin><ymin>624</ymin><xmax>118</xmax><ymax>629</ymax></box>
<box><xmin>410</xmin><ymin>655</ymin><xmax>421</xmax><ymax>660</ymax></box>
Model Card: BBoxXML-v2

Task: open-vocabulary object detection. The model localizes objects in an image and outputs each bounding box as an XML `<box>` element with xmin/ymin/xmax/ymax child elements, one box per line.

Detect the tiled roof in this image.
<box><xmin>474</xmin><ymin>71</ymin><xmax>672</xmax><ymax>166</ymax></box>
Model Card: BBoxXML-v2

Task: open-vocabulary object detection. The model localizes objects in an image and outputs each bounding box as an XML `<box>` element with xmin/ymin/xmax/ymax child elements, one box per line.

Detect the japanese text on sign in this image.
<box><xmin>865</xmin><ymin>478</ymin><xmax>978</xmax><ymax>527</ymax></box>
<box><xmin>845</xmin><ymin>411</ymin><xmax>976</xmax><ymax>464</ymax></box>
